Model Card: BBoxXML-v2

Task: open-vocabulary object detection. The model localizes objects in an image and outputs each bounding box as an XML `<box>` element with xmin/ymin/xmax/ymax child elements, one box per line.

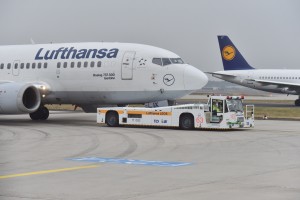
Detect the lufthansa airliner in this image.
<box><xmin>0</xmin><ymin>42</ymin><xmax>208</xmax><ymax>120</ymax></box>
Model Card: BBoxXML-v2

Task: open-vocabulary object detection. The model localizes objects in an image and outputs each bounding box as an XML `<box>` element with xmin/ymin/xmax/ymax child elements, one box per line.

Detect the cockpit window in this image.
<box><xmin>152</xmin><ymin>57</ymin><xmax>185</xmax><ymax>66</ymax></box>
<box><xmin>152</xmin><ymin>58</ymin><xmax>162</xmax><ymax>66</ymax></box>
<box><xmin>170</xmin><ymin>58</ymin><xmax>184</xmax><ymax>64</ymax></box>
<box><xmin>162</xmin><ymin>58</ymin><xmax>172</xmax><ymax>66</ymax></box>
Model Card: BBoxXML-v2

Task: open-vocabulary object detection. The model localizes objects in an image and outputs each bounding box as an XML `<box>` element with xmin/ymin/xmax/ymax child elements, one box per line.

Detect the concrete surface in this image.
<box><xmin>0</xmin><ymin>112</ymin><xmax>300</xmax><ymax>200</ymax></box>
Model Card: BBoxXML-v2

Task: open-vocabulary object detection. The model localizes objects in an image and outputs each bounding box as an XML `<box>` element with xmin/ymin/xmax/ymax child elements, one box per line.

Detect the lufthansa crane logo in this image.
<box><xmin>222</xmin><ymin>45</ymin><xmax>236</xmax><ymax>61</ymax></box>
<box><xmin>163</xmin><ymin>74</ymin><xmax>175</xmax><ymax>86</ymax></box>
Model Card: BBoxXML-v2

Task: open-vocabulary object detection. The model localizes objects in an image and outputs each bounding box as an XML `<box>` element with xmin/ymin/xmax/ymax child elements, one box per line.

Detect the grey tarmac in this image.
<box><xmin>0</xmin><ymin>111</ymin><xmax>300</xmax><ymax>200</ymax></box>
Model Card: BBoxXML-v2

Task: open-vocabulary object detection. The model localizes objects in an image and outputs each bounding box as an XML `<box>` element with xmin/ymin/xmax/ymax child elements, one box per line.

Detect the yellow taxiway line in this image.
<box><xmin>0</xmin><ymin>165</ymin><xmax>99</xmax><ymax>179</ymax></box>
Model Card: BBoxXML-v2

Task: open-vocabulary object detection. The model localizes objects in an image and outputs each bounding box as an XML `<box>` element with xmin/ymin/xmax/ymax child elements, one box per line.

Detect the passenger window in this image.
<box><xmin>71</xmin><ymin>62</ymin><xmax>75</xmax><ymax>68</ymax></box>
<box><xmin>0</xmin><ymin>63</ymin><xmax>4</xmax><ymax>69</ymax></box>
<box><xmin>63</xmin><ymin>62</ymin><xmax>68</xmax><ymax>68</ymax></box>
<box><xmin>32</xmin><ymin>63</ymin><xmax>36</xmax><ymax>69</ymax></box>
<box><xmin>77</xmin><ymin>62</ymin><xmax>81</xmax><ymax>68</ymax></box>
<box><xmin>57</xmin><ymin>62</ymin><xmax>61</xmax><ymax>68</ymax></box>
<box><xmin>7</xmin><ymin>63</ymin><xmax>11</xmax><ymax>69</ymax></box>
<box><xmin>97</xmin><ymin>61</ymin><xmax>101</xmax><ymax>67</ymax></box>
<box><xmin>26</xmin><ymin>63</ymin><xmax>30</xmax><ymax>69</ymax></box>
<box><xmin>91</xmin><ymin>61</ymin><xmax>95</xmax><ymax>68</ymax></box>
<box><xmin>162</xmin><ymin>58</ymin><xmax>171</xmax><ymax>66</ymax></box>
<box><xmin>14</xmin><ymin>63</ymin><xmax>18</xmax><ymax>69</ymax></box>
<box><xmin>84</xmin><ymin>61</ymin><xmax>88</xmax><ymax>68</ymax></box>
<box><xmin>44</xmin><ymin>63</ymin><xmax>47</xmax><ymax>68</ymax></box>
<box><xmin>38</xmin><ymin>63</ymin><xmax>42</xmax><ymax>69</ymax></box>
<box><xmin>152</xmin><ymin>58</ymin><xmax>162</xmax><ymax>66</ymax></box>
<box><xmin>20</xmin><ymin>63</ymin><xmax>24</xmax><ymax>69</ymax></box>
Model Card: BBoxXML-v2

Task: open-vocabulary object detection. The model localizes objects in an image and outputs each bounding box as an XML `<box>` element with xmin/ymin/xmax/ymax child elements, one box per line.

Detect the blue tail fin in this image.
<box><xmin>218</xmin><ymin>35</ymin><xmax>254</xmax><ymax>70</ymax></box>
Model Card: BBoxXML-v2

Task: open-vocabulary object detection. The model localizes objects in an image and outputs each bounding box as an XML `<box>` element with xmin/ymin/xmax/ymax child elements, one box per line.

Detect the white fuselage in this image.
<box><xmin>213</xmin><ymin>69</ymin><xmax>300</xmax><ymax>94</ymax></box>
<box><xmin>0</xmin><ymin>42</ymin><xmax>208</xmax><ymax>109</ymax></box>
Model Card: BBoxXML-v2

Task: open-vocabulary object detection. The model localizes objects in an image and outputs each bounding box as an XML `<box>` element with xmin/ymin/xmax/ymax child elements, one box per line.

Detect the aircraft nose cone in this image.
<box><xmin>184</xmin><ymin>65</ymin><xmax>208</xmax><ymax>91</ymax></box>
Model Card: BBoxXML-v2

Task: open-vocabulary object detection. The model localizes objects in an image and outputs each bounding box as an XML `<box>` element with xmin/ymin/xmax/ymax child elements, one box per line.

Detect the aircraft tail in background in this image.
<box><xmin>218</xmin><ymin>35</ymin><xmax>254</xmax><ymax>70</ymax></box>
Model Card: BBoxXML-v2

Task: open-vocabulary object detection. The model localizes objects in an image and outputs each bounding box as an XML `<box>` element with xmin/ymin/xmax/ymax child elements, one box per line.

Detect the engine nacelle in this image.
<box><xmin>281</xmin><ymin>87</ymin><xmax>297</xmax><ymax>95</ymax></box>
<box><xmin>0</xmin><ymin>82</ymin><xmax>41</xmax><ymax>114</ymax></box>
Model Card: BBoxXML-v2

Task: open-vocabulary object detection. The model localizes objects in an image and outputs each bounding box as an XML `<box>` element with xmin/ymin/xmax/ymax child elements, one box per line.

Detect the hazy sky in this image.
<box><xmin>0</xmin><ymin>0</ymin><xmax>299</xmax><ymax>73</ymax></box>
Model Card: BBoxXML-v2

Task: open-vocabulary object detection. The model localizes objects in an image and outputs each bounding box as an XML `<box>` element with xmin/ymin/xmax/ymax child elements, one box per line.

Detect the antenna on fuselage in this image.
<box><xmin>30</xmin><ymin>38</ymin><xmax>35</xmax><ymax>44</ymax></box>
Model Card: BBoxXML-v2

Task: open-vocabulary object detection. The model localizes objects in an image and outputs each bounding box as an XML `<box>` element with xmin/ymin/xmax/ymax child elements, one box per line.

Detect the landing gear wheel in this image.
<box><xmin>179</xmin><ymin>114</ymin><xmax>194</xmax><ymax>130</ymax></box>
<box><xmin>295</xmin><ymin>99</ymin><xmax>300</xmax><ymax>106</ymax></box>
<box><xmin>106</xmin><ymin>112</ymin><xmax>119</xmax><ymax>127</ymax></box>
<box><xmin>29</xmin><ymin>112</ymin><xmax>40</xmax><ymax>120</ymax></box>
<box><xmin>30</xmin><ymin>106</ymin><xmax>49</xmax><ymax>120</ymax></box>
<box><xmin>39</xmin><ymin>107</ymin><xmax>49</xmax><ymax>120</ymax></box>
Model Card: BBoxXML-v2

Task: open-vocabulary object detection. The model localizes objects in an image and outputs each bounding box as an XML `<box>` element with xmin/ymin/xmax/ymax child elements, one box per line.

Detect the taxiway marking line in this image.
<box><xmin>0</xmin><ymin>165</ymin><xmax>99</xmax><ymax>179</ymax></box>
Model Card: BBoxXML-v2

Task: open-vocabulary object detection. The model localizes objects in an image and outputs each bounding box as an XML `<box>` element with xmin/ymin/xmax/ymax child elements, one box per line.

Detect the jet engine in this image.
<box><xmin>0</xmin><ymin>82</ymin><xmax>41</xmax><ymax>114</ymax></box>
<box><xmin>281</xmin><ymin>87</ymin><xmax>297</xmax><ymax>95</ymax></box>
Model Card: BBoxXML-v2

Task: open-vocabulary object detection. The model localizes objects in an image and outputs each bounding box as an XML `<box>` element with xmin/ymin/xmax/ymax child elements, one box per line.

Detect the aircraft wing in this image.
<box><xmin>249</xmin><ymin>79</ymin><xmax>300</xmax><ymax>92</ymax></box>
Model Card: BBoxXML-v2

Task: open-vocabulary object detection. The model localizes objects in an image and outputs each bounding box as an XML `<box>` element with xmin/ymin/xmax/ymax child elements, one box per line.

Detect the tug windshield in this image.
<box><xmin>226</xmin><ymin>99</ymin><xmax>243</xmax><ymax>112</ymax></box>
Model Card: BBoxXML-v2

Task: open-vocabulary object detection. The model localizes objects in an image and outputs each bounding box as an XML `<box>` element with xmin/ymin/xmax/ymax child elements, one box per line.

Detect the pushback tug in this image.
<box><xmin>97</xmin><ymin>96</ymin><xmax>254</xmax><ymax>130</ymax></box>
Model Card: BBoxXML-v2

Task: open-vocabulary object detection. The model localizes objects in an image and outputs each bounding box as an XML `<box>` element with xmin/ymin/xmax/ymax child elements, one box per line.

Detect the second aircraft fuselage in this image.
<box><xmin>213</xmin><ymin>69</ymin><xmax>300</xmax><ymax>94</ymax></box>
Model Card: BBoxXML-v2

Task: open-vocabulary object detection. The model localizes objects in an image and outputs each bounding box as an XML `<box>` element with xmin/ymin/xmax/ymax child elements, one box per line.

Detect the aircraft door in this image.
<box><xmin>121</xmin><ymin>51</ymin><xmax>135</xmax><ymax>80</ymax></box>
<box><xmin>12</xmin><ymin>60</ymin><xmax>20</xmax><ymax>76</ymax></box>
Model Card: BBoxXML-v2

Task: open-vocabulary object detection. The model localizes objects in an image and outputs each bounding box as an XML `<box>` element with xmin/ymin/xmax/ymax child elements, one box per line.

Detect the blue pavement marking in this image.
<box><xmin>68</xmin><ymin>157</ymin><xmax>192</xmax><ymax>167</ymax></box>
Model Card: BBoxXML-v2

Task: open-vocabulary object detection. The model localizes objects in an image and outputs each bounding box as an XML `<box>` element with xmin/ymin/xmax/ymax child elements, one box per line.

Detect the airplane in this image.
<box><xmin>210</xmin><ymin>35</ymin><xmax>300</xmax><ymax>106</ymax></box>
<box><xmin>0</xmin><ymin>42</ymin><xmax>208</xmax><ymax>120</ymax></box>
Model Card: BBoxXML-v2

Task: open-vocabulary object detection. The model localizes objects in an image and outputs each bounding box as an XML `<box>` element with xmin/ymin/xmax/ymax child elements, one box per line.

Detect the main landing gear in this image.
<box><xmin>295</xmin><ymin>96</ymin><xmax>300</xmax><ymax>106</ymax></box>
<box><xmin>30</xmin><ymin>106</ymin><xmax>49</xmax><ymax>120</ymax></box>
